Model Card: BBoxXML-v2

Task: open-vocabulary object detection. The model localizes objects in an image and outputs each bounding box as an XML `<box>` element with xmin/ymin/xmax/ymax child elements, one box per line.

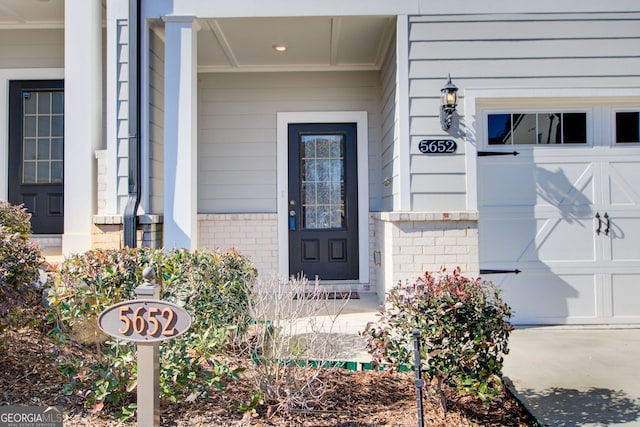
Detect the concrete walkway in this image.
<box><xmin>315</xmin><ymin>296</ymin><xmax>640</xmax><ymax>426</ymax></box>
<box><xmin>503</xmin><ymin>326</ymin><xmax>640</xmax><ymax>427</ymax></box>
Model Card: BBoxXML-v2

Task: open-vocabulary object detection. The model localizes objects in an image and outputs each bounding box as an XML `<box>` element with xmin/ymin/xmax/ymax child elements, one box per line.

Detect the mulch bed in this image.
<box><xmin>0</xmin><ymin>324</ymin><xmax>536</xmax><ymax>426</ymax></box>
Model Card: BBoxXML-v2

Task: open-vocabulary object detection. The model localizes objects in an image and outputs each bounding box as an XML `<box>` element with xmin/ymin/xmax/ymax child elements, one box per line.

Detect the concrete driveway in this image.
<box><xmin>503</xmin><ymin>326</ymin><xmax>640</xmax><ymax>427</ymax></box>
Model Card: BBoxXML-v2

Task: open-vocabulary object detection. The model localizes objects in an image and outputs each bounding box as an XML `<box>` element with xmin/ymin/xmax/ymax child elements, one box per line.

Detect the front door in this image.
<box><xmin>288</xmin><ymin>123</ymin><xmax>359</xmax><ymax>280</ymax></box>
<box><xmin>8</xmin><ymin>80</ymin><xmax>64</xmax><ymax>234</ymax></box>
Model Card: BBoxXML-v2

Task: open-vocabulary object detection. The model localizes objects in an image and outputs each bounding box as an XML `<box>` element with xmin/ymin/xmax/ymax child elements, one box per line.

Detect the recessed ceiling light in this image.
<box><xmin>272</xmin><ymin>44</ymin><xmax>287</xmax><ymax>53</ymax></box>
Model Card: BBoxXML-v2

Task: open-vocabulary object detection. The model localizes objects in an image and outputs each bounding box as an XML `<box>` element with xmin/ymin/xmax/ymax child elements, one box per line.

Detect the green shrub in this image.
<box><xmin>0</xmin><ymin>201</ymin><xmax>44</xmax><ymax>329</ymax></box>
<box><xmin>0</xmin><ymin>201</ymin><xmax>32</xmax><ymax>235</ymax></box>
<box><xmin>364</xmin><ymin>268</ymin><xmax>512</xmax><ymax>412</ymax></box>
<box><xmin>47</xmin><ymin>247</ymin><xmax>256</xmax><ymax>417</ymax></box>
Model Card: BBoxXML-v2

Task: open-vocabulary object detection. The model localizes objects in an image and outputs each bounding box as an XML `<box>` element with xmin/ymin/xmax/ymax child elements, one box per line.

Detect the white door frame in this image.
<box><xmin>0</xmin><ymin>69</ymin><xmax>64</xmax><ymax>200</ymax></box>
<box><xmin>277</xmin><ymin>111</ymin><xmax>369</xmax><ymax>283</ymax></box>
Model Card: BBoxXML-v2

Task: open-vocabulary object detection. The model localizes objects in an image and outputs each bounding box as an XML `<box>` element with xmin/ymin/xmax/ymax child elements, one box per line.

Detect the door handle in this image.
<box><xmin>595</xmin><ymin>212</ymin><xmax>601</xmax><ymax>235</ymax></box>
<box><xmin>603</xmin><ymin>212</ymin><xmax>610</xmax><ymax>236</ymax></box>
<box><xmin>289</xmin><ymin>209</ymin><xmax>296</xmax><ymax>230</ymax></box>
<box><xmin>288</xmin><ymin>200</ymin><xmax>297</xmax><ymax>230</ymax></box>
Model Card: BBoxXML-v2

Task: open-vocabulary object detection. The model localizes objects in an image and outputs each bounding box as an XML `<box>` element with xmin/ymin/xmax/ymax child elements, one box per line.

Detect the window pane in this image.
<box><xmin>317</xmin><ymin>206</ymin><xmax>330</xmax><ymax>228</ymax></box>
<box><xmin>300</xmin><ymin>133</ymin><xmax>345</xmax><ymax>230</ymax></box>
<box><xmin>24</xmin><ymin>116</ymin><xmax>37</xmax><ymax>137</ymax></box>
<box><xmin>23</xmin><ymin>139</ymin><xmax>36</xmax><ymax>161</ymax></box>
<box><xmin>316</xmin><ymin>182</ymin><xmax>330</xmax><ymax>204</ymax></box>
<box><xmin>37</xmin><ymin>139</ymin><xmax>50</xmax><ymax>160</ymax></box>
<box><xmin>23</xmin><ymin>162</ymin><xmax>36</xmax><ymax>184</ymax></box>
<box><xmin>302</xmin><ymin>183</ymin><xmax>316</xmax><ymax>205</ymax></box>
<box><xmin>51</xmin><ymin>92</ymin><xmax>64</xmax><ymax>114</ymax></box>
<box><xmin>330</xmin><ymin>207</ymin><xmax>343</xmax><ymax>228</ymax></box>
<box><xmin>51</xmin><ymin>138</ymin><xmax>63</xmax><ymax>160</ymax></box>
<box><xmin>316</xmin><ymin>137</ymin><xmax>330</xmax><ymax>158</ymax></box>
<box><xmin>302</xmin><ymin>136</ymin><xmax>316</xmax><ymax>157</ymax></box>
<box><xmin>330</xmin><ymin>136</ymin><xmax>343</xmax><ymax>157</ymax></box>
<box><xmin>513</xmin><ymin>114</ymin><xmax>538</xmax><ymax>145</ymax></box>
<box><xmin>316</xmin><ymin>159</ymin><xmax>331</xmax><ymax>181</ymax></box>
<box><xmin>38</xmin><ymin>116</ymin><xmax>50</xmax><ymax>137</ymax></box>
<box><xmin>616</xmin><ymin>112</ymin><xmax>639</xmax><ymax>143</ymax></box>
<box><xmin>37</xmin><ymin>161</ymin><xmax>50</xmax><ymax>183</ymax></box>
<box><xmin>37</xmin><ymin>92</ymin><xmax>51</xmax><ymax>114</ymax></box>
<box><xmin>330</xmin><ymin>181</ymin><xmax>342</xmax><ymax>205</ymax></box>
<box><xmin>303</xmin><ymin>159</ymin><xmax>316</xmax><ymax>181</ymax></box>
<box><xmin>51</xmin><ymin>115</ymin><xmax>63</xmax><ymax>137</ymax></box>
<box><xmin>51</xmin><ymin>161</ymin><xmax>63</xmax><ymax>183</ymax></box>
<box><xmin>535</xmin><ymin>113</ymin><xmax>560</xmax><ymax>144</ymax></box>
<box><xmin>488</xmin><ymin>114</ymin><xmax>511</xmax><ymax>145</ymax></box>
<box><xmin>23</xmin><ymin>92</ymin><xmax>36</xmax><ymax>115</ymax></box>
<box><xmin>304</xmin><ymin>206</ymin><xmax>317</xmax><ymax>229</ymax></box>
<box><xmin>563</xmin><ymin>113</ymin><xmax>587</xmax><ymax>144</ymax></box>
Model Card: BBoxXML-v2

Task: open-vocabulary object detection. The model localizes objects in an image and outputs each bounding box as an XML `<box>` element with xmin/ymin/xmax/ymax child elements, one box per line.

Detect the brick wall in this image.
<box><xmin>198</xmin><ymin>213</ymin><xmax>278</xmax><ymax>277</ymax></box>
<box><xmin>372</xmin><ymin>211</ymin><xmax>479</xmax><ymax>300</ymax></box>
<box><xmin>91</xmin><ymin>215</ymin><xmax>163</xmax><ymax>250</ymax></box>
<box><xmin>90</xmin><ymin>210</ymin><xmax>479</xmax><ymax>302</ymax></box>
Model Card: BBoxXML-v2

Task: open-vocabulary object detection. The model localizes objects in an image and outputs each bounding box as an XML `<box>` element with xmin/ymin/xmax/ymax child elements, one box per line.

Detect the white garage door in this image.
<box><xmin>478</xmin><ymin>109</ymin><xmax>640</xmax><ymax>324</ymax></box>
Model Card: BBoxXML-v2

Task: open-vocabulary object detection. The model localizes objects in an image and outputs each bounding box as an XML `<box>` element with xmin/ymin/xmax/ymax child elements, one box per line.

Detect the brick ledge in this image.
<box><xmin>371</xmin><ymin>211</ymin><xmax>478</xmax><ymax>222</ymax></box>
<box><xmin>92</xmin><ymin>214</ymin><xmax>164</xmax><ymax>225</ymax></box>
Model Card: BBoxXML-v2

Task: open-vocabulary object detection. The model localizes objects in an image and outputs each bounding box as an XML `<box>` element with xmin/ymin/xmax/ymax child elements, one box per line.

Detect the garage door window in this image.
<box><xmin>488</xmin><ymin>112</ymin><xmax>587</xmax><ymax>145</ymax></box>
<box><xmin>616</xmin><ymin>112</ymin><xmax>640</xmax><ymax>143</ymax></box>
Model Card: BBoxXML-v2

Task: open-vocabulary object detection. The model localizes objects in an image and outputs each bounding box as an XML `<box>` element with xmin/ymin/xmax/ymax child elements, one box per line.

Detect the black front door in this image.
<box><xmin>288</xmin><ymin>123</ymin><xmax>359</xmax><ymax>280</ymax></box>
<box><xmin>8</xmin><ymin>80</ymin><xmax>64</xmax><ymax>234</ymax></box>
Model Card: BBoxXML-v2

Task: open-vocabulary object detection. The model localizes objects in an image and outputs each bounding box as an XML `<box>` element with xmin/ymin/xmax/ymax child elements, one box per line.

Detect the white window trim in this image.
<box><xmin>276</xmin><ymin>111</ymin><xmax>369</xmax><ymax>283</ymax></box>
<box><xmin>483</xmin><ymin>109</ymin><xmax>594</xmax><ymax>147</ymax></box>
<box><xmin>0</xmin><ymin>69</ymin><xmax>64</xmax><ymax>200</ymax></box>
<box><xmin>610</xmin><ymin>106</ymin><xmax>640</xmax><ymax>145</ymax></box>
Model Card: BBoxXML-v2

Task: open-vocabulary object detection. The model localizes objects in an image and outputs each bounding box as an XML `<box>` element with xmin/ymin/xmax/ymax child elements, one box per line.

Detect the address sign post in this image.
<box><xmin>134</xmin><ymin>268</ymin><xmax>160</xmax><ymax>427</ymax></box>
<box><xmin>98</xmin><ymin>268</ymin><xmax>192</xmax><ymax>427</ymax></box>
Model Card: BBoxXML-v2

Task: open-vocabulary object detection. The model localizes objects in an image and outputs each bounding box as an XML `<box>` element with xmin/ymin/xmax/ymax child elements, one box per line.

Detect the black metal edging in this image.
<box><xmin>123</xmin><ymin>0</ymin><xmax>142</xmax><ymax>248</ymax></box>
<box><xmin>254</xmin><ymin>358</ymin><xmax>542</xmax><ymax>425</ymax></box>
<box><xmin>503</xmin><ymin>376</ymin><xmax>546</xmax><ymax>427</ymax></box>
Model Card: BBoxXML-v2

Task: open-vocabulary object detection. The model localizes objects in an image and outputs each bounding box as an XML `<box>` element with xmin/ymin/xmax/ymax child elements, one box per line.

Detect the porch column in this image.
<box><xmin>162</xmin><ymin>16</ymin><xmax>199</xmax><ymax>249</ymax></box>
<box><xmin>63</xmin><ymin>0</ymin><xmax>102</xmax><ymax>254</ymax></box>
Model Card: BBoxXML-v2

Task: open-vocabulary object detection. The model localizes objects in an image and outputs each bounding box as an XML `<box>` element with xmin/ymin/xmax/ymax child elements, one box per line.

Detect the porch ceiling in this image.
<box><xmin>0</xmin><ymin>1</ymin><xmax>395</xmax><ymax>72</ymax></box>
<box><xmin>0</xmin><ymin>0</ymin><xmax>64</xmax><ymax>28</ymax></box>
<box><xmin>196</xmin><ymin>16</ymin><xmax>396</xmax><ymax>72</ymax></box>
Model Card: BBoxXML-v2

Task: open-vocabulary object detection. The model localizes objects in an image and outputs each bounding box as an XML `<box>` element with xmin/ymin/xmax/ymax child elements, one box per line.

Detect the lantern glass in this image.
<box><xmin>440</xmin><ymin>75</ymin><xmax>459</xmax><ymax>109</ymax></box>
<box><xmin>441</xmin><ymin>89</ymin><xmax>457</xmax><ymax>108</ymax></box>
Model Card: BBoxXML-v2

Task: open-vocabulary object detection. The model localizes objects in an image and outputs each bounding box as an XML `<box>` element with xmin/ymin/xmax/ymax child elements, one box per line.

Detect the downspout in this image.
<box><xmin>123</xmin><ymin>0</ymin><xmax>141</xmax><ymax>247</ymax></box>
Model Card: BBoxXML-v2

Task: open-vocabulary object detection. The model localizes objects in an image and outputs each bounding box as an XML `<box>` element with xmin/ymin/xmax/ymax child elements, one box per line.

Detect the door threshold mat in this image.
<box><xmin>293</xmin><ymin>291</ymin><xmax>359</xmax><ymax>300</ymax></box>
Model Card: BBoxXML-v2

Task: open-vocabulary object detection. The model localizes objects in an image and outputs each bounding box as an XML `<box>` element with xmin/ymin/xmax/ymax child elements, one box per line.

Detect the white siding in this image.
<box><xmin>408</xmin><ymin>12</ymin><xmax>640</xmax><ymax>211</ymax></box>
<box><xmin>148</xmin><ymin>30</ymin><xmax>164</xmax><ymax>214</ymax></box>
<box><xmin>198</xmin><ymin>71</ymin><xmax>382</xmax><ymax>213</ymax></box>
<box><xmin>0</xmin><ymin>29</ymin><xmax>64</xmax><ymax>69</ymax></box>
<box><xmin>379</xmin><ymin>35</ymin><xmax>399</xmax><ymax>211</ymax></box>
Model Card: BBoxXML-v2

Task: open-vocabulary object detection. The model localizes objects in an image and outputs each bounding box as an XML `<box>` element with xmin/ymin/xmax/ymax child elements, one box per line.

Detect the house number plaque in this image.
<box><xmin>98</xmin><ymin>299</ymin><xmax>191</xmax><ymax>343</ymax></box>
<box><xmin>418</xmin><ymin>139</ymin><xmax>457</xmax><ymax>154</ymax></box>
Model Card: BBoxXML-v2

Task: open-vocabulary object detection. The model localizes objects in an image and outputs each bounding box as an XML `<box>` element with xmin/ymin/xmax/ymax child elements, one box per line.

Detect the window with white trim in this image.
<box><xmin>616</xmin><ymin>112</ymin><xmax>640</xmax><ymax>143</ymax></box>
<box><xmin>488</xmin><ymin>112</ymin><xmax>587</xmax><ymax>145</ymax></box>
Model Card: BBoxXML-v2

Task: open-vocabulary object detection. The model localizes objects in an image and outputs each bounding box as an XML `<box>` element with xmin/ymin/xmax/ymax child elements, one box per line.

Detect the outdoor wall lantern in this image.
<box><xmin>440</xmin><ymin>74</ymin><xmax>459</xmax><ymax>131</ymax></box>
